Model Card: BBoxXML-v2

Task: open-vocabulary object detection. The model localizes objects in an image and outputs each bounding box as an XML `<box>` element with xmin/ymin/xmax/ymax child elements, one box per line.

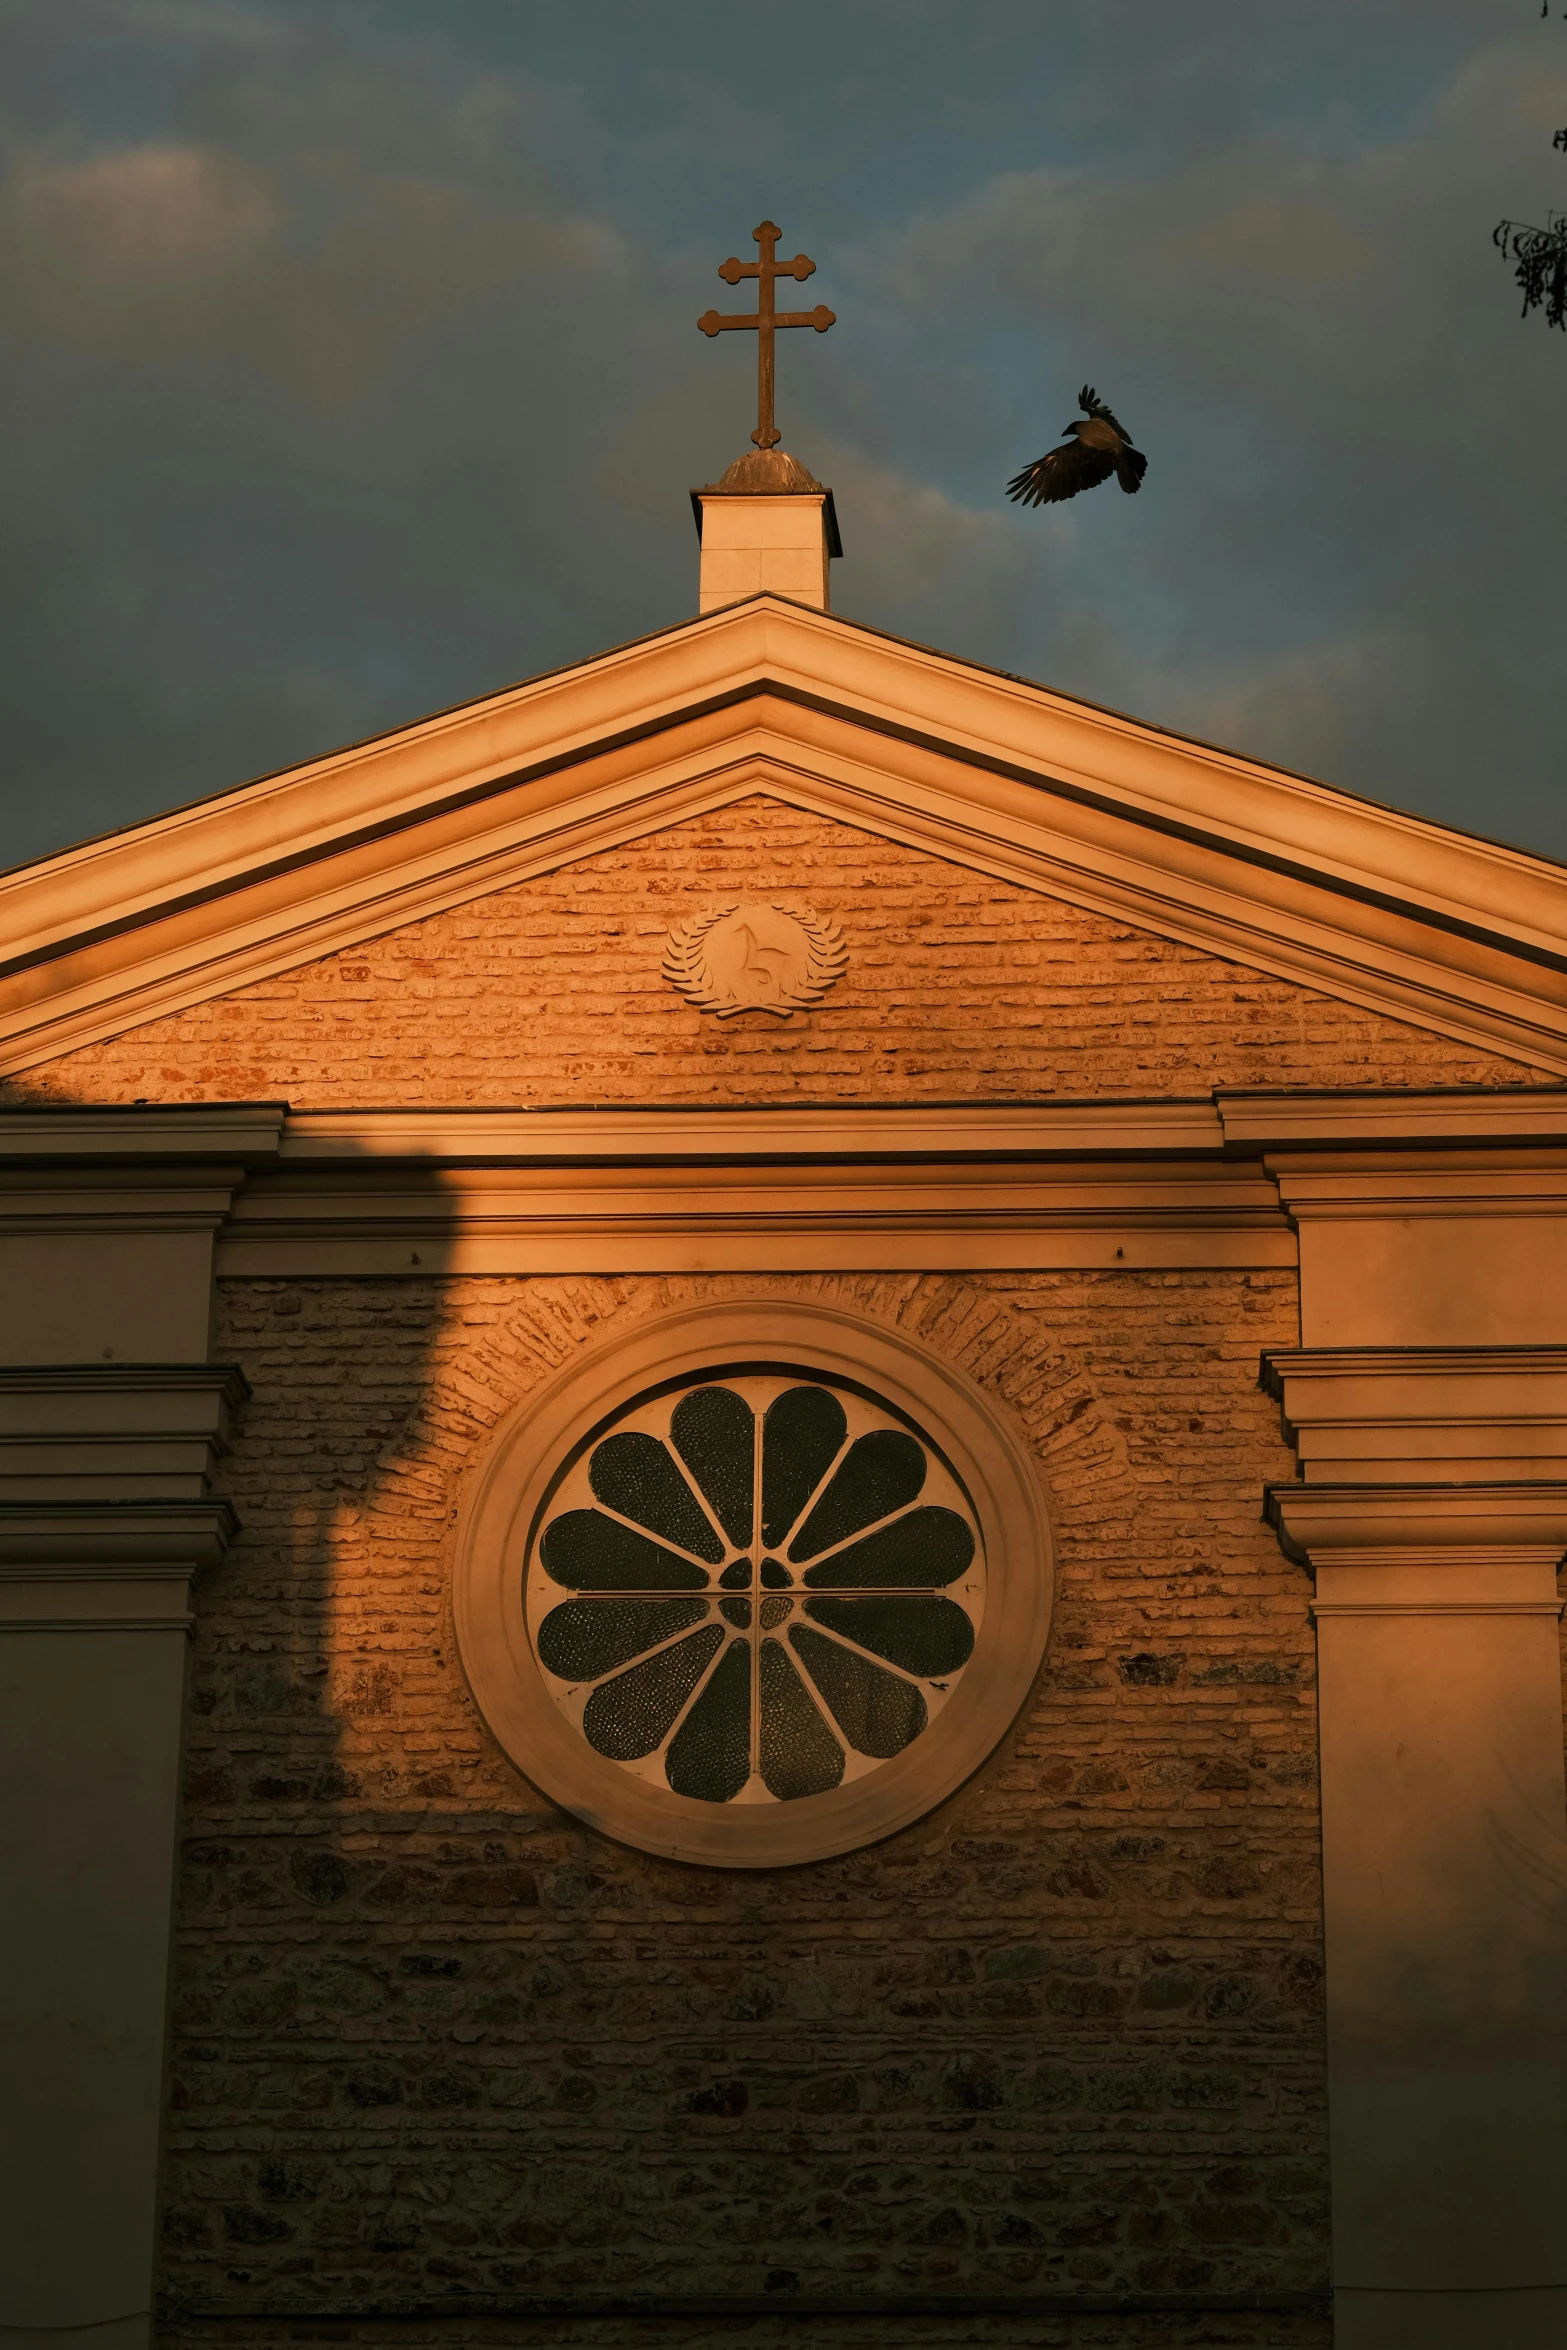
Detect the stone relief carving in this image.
<box><xmin>661</xmin><ymin>900</ymin><xmax>849</xmax><ymax>1017</ymax></box>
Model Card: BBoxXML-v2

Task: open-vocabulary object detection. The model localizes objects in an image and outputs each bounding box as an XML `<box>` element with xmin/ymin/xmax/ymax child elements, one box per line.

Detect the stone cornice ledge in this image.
<box><xmin>1260</xmin><ymin>1347</ymin><xmax>1567</xmax><ymax>1481</ymax></box>
<box><xmin>3</xmin><ymin>1093</ymin><xmax>1562</xmax><ymax>1170</ymax></box>
<box><xmin>1263</xmin><ymin>1346</ymin><xmax>1567</xmax><ymax>1384</ymax></box>
<box><xmin>0</xmin><ymin>1365</ymin><xmax>252</xmax><ymax>1504</ymax></box>
<box><xmin>4</xmin><ymin>609</ymin><xmax>1567</xmax><ymax>1075</ymax></box>
<box><xmin>0</xmin><ymin>1499</ymin><xmax>239</xmax><ymax>1630</ymax></box>
<box><xmin>0</xmin><ymin>1499</ymin><xmax>240</xmax><ymax>1568</ymax></box>
<box><xmin>0</xmin><ymin>1104</ymin><xmax>287</xmax><ymax>1161</ymax></box>
<box><xmin>1266</xmin><ymin>1481</ymin><xmax>1567</xmax><ymax>1564</ymax></box>
<box><xmin>273</xmin><ymin>1100</ymin><xmax>1227</xmax><ymax>1164</ymax></box>
<box><xmin>1218</xmin><ymin>1088</ymin><xmax>1567</xmax><ymax>1148</ymax></box>
<box><xmin>5</xmin><ymin>599</ymin><xmax>1564</xmax><ymax>977</ymax></box>
<box><xmin>0</xmin><ymin>1363</ymin><xmax>252</xmax><ymax>1404</ymax></box>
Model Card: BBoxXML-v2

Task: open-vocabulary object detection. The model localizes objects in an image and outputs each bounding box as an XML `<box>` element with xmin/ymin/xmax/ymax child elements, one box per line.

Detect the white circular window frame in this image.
<box><xmin>453</xmin><ymin>1299</ymin><xmax>1054</xmax><ymax>1868</ymax></box>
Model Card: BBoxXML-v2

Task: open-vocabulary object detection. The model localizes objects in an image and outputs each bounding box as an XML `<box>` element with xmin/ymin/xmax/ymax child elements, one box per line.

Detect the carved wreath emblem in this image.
<box><xmin>661</xmin><ymin>901</ymin><xmax>849</xmax><ymax>1018</ymax></box>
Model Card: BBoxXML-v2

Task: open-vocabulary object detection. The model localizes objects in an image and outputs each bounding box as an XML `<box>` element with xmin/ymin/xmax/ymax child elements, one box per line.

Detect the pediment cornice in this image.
<box><xmin>2</xmin><ymin>597</ymin><xmax>1565</xmax><ymax>1075</ymax></box>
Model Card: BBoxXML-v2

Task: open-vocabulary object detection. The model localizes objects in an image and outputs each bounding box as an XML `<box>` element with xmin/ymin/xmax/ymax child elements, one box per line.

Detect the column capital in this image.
<box><xmin>0</xmin><ymin>1362</ymin><xmax>250</xmax><ymax>1503</ymax></box>
<box><xmin>1262</xmin><ymin>1342</ymin><xmax>1567</xmax><ymax>1486</ymax></box>
<box><xmin>0</xmin><ymin>1367</ymin><xmax>247</xmax><ymax>1629</ymax></box>
<box><xmin>1266</xmin><ymin>1479</ymin><xmax>1567</xmax><ymax>1570</ymax></box>
<box><xmin>0</xmin><ymin>1499</ymin><xmax>239</xmax><ymax>1632</ymax></box>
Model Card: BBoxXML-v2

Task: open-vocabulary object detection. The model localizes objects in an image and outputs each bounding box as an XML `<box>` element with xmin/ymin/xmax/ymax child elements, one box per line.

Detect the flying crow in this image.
<box><xmin>1007</xmin><ymin>386</ymin><xmax>1147</xmax><ymax>506</ymax></box>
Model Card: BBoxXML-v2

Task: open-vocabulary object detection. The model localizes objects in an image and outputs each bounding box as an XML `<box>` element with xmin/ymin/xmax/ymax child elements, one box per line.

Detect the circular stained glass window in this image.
<box><xmin>455</xmin><ymin>1301</ymin><xmax>1052</xmax><ymax>1868</ymax></box>
<box><xmin>527</xmin><ymin>1377</ymin><xmax>983</xmax><ymax>1807</ymax></box>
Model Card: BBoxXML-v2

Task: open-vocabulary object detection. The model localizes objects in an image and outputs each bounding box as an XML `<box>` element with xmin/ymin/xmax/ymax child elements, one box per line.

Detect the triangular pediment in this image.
<box><xmin>3</xmin><ymin>595</ymin><xmax>1565</xmax><ymax>1076</ymax></box>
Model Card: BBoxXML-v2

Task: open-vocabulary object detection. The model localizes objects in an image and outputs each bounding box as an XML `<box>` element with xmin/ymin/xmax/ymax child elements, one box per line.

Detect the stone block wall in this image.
<box><xmin>162</xmin><ymin>1266</ymin><xmax>1330</xmax><ymax>2346</ymax></box>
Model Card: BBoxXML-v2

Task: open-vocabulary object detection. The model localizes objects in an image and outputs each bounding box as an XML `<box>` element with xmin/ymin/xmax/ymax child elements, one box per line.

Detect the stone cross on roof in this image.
<box><xmin>698</xmin><ymin>219</ymin><xmax>835</xmax><ymax>450</ymax></box>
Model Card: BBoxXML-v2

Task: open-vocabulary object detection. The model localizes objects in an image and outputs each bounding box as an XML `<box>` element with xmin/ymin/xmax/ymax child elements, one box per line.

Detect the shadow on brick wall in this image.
<box><xmin>134</xmin><ymin>1213</ymin><xmax>1332</xmax><ymax>2350</ymax></box>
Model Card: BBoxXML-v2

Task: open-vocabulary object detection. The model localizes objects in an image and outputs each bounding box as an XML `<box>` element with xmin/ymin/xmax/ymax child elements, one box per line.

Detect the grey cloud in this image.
<box><xmin>827</xmin><ymin>29</ymin><xmax>1567</xmax><ymax>846</ymax></box>
<box><xmin>0</xmin><ymin>1</ymin><xmax>1562</xmax><ymax>870</ymax></box>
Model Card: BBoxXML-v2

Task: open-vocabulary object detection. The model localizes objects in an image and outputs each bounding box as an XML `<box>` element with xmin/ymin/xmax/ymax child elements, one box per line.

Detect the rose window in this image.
<box><xmin>525</xmin><ymin>1376</ymin><xmax>984</xmax><ymax>1805</ymax></box>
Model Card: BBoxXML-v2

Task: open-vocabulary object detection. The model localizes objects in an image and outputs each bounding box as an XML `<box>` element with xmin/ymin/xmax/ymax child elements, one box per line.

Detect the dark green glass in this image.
<box><xmin>759</xmin><ymin>1557</ymin><xmax>791</xmax><ymax>1589</ymax></box>
<box><xmin>719</xmin><ymin>1596</ymin><xmax>752</xmax><ymax>1628</ymax></box>
<box><xmin>671</xmin><ymin>1387</ymin><xmax>754</xmax><ymax>1547</ymax></box>
<box><xmin>541</xmin><ymin>1509</ymin><xmax>709</xmax><ymax>1591</ymax></box>
<box><xmin>589</xmin><ymin>1431</ymin><xmax>723</xmax><ymax>1562</ymax></box>
<box><xmin>789</xmin><ymin>1429</ymin><xmax>926</xmax><ymax>1561</ymax></box>
<box><xmin>759</xmin><ymin>1639</ymin><xmax>844</xmax><ymax>1799</ymax></box>
<box><xmin>665</xmin><ymin>1639</ymin><xmax>752</xmax><ymax>1802</ymax></box>
<box><xmin>761</xmin><ymin>1387</ymin><xmax>846</xmax><ymax>1548</ymax></box>
<box><xmin>789</xmin><ymin>1625</ymin><xmax>929</xmax><ymax>1758</ymax></box>
<box><xmin>718</xmin><ymin>1558</ymin><xmax>753</xmax><ymax>1590</ymax></box>
<box><xmin>583</xmin><ymin>1625</ymin><xmax>724</xmax><ymax>1760</ymax></box>
<box><xmin>538</xmin><ymin>1597</ymin><xmax>708</xmax><ymax>1681</ymax></box>
<box><xmin>800</xmin><ymin>1505</ymin><xmax>974</xmax><ymax>1589</ymax></box>
<box><xmin>802</xmin><ymin>1595</ymin><xmax>974</xmax><ymax>1676</ymax></box>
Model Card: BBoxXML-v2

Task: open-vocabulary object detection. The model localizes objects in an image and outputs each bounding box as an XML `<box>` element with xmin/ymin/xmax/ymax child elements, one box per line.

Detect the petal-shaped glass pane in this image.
<box><xmin>802</xmin><ymin>1595</ymin><xmax>974</xmax><ymax>1676</ymax></box>
<box><xmin>589</xmin><ymin>1432</ymin><xmax>723</xmax><ymax>1562</ymax></box>
<box><xmin>665</xmin><ymin>1639</ymin><xmax>751</xmax><ymax>1802</ymax></box>
<box><xmin>671</xmin><ymin>1386</ymin><xmax>754</xmax><ymax>1548</ymax></box>
<box><xmin>538</xmin><ymin>1597</ymin><xmax>708</xmax><ymax>1681</ymax></box>
<box><xmin>759</xmin><ymin>1557</ymin><xmax>791</xmax><ymax>1589</ymax></box>
<box><xmin>719</xmin><ymin>1596</ymin><xmax>752</xmax><ymax>1628</ymax></box>
<box><xmin>718</xmin><ymin>1558</ymin><xmax>753</xmax><ymax>1591</ymax></box>
<box><xmin>789</xmin><ymin>1625</ymin><xmax>929</xmax><ymax>1759</ymax></box>
<box><xmin>759</xmin><ymin>1638</ymin><xmax>844</xmax><ymax>1799</ymax></box>
<box><xmin>800</xmin><ymin>1505</ymin><xmax>974</xmax><ymax>1590</ymax></box>
<box><xmin>582</xmin><ymin>1624</ymin><xmax>724</xmax><ymax>1760</ymax></box>
<box><xmin>761</xmin><ymin>1386</ymin><xmax>846</xmax><ymax>1550</ymax></box>
<box><xmin>541</xmin><ymin>1509</ymin><xmax>711</xmax><ymax>1591</ymax></box>
<box><xmin>788</xmin><ymin>1429</ymin><xmax>926</xmax><ymax>1561</ymax></box>
<box><xmin>759</xmin><ymin>1595</ymin><xmax>792</xmax><ymax>1629</ymax></box>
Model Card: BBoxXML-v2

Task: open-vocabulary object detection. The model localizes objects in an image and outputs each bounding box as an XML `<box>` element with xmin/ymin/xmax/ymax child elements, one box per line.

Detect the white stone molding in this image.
<box><xmin>1263</xmin><ymin>1347</ymin><xmax>1567</xmax><ymax>1484</ymax></box>
<box><xmin>271</xmin><ymin>1098</ymin><xmax>1229</xmax><ymax>1158</ymax></box>
<box><xmin>217</xmin><ymin>1156</ymin><xmax>1290</xmax><ymax>1277</ymax></box>
<box><xmin>452</xmin><ymin>1297</ymin><xmax>1052</xmax><ymax>1868</ymax></box>
<box><xmin>1218</xmin><ymin>1086</ymin><xmax>1567</xmax><ymax>1148</ymax></box>
<box><xmin>1272</xmin><ymin>1156</ymin><xmax>1567</xmax><ymax>1221</ymax></box>
<box><xmin>199</xmin><ymin>1098</ymin><xmax>1294</xmax><ymax>1276</ymax></box>
<box><xmin>0</xmin><ymin>1364</ymin><xmax>244</xmax><ymax>1630</ymax></box>
<box><xmin>0</xmin><ymin>1363</ymin><xmax>249</xmax><ymax>1504</ymax></box>
<box><xmin>0</xmin><ymin>1501</ymin><xmax>238</xmax><ymax>1633</ymax></box>
<box><xmin>0</xmin><ymin>1104</ymin><xmax>287</xmax><ymax>1160</ymax></box>
<box><xmin>3</xmin><ymin>601</ymin><xmax>1567</xmax><ymax>1074</ymax></box>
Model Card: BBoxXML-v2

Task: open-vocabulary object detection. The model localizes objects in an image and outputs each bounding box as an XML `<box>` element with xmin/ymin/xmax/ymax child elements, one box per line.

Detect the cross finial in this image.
<box><xmin>698</xmin><ymin>220</ymin><xmax>835</xmax><ymax>450</ymax></box>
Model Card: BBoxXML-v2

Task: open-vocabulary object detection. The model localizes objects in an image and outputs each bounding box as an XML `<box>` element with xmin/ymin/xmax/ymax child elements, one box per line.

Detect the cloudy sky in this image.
<box><xmin>1</xmin><ymin>0</ymin><xmax>1563</xmax><ymax>871</ymax></box>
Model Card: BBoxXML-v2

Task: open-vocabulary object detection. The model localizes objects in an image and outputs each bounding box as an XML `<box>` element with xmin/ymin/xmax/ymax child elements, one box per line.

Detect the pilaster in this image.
<box><xmin>0</xmin><ymin>1111</ymin><xmax>277</xmax><ymax>2350</ymax></box>
<box><xmin>1265</xmin><ymin>1349</ymin><xmax>1567</xmax><ymax>2348</ymax></box>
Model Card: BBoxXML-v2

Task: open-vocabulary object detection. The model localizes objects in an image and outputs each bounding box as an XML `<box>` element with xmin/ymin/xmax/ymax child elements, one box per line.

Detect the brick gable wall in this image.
<box><xmin>20</xmin><ymin>797</ymin><xmax>1539</xmax><ymax>1107</ymax></box>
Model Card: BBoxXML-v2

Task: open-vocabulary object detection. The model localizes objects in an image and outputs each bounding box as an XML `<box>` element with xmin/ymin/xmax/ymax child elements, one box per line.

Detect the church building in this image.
<box><xmin>3</xmin><ymin>304</ymin><xmax>1567</xmax><ymax>2350</ymax></box>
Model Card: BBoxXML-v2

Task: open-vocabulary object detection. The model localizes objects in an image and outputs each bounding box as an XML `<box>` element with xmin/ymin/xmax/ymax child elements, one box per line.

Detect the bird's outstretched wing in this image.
<box><xmin>1006</xmin><ymin>441</ymin><xmax>1116</xmax><ymax>506</ymax></box>
<box><xmin>1079</xmin><ymin>383</ymin><xmax>1133</xmax><ymax>440</ymax></box>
